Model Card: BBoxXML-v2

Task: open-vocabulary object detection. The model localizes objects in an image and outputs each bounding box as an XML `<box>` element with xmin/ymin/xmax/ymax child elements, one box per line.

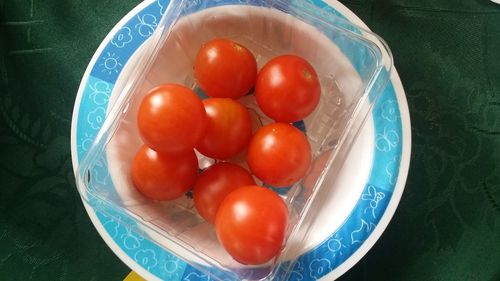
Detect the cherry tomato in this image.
<box><xmin>255</xmin><ymin>55</ymin><xmax>321</xmax><ymax>122</ymax></box>
<box><xmin>247</xmin><ymin>123</ymin><xmax>311</xmax><ymax>187</ymax></box>
<box><xmin>137</xmin><ymin>84</ymin><xmax>206</xmax><ymax>154</ymax></box>
<box><xmin>196</xmin><ymin>98</ymin><xmax>252</xmax><ymax>159</ymax></box>
<box><xmin>132</xmin><ymin>145</ymin><xmax>198</xmax><ymax>201</ymax></box>
<box><xmin>215</xmin><ymin>185</ymin><xmax>288</xmax><ymax>265</ymax></box>
<box><xmin>193</xmin><ymin>163</ymin><xmax>255</xmax><ymax>224</ymax></box>
<box><xmin>194</xmin><ymin>39</ymin><xmax>257</xmax><ymax>99</ymax></box>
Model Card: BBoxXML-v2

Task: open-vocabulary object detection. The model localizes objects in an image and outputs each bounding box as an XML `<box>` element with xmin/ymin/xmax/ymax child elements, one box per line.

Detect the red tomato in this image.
<box><xmin>137</xmin><ymin>84</ymin><xmax>206</xmax><ymax>154</ymax></box>
<box><xmin>132</xmin><ymin>145</ymin><xmax>198</xmax><ymax>201</ymax></box>
<box><xmin>247</xmin><ymin>123</ymin><xmax>311</xmax><ymax>187</ymax></box>
<box><xmin>194</xmin><ymin>39</ymin><xmax>257</xmax><ymax>99</ymax></box>
<box><xmin>196</xmin><ymin>98</ymin><xmax>252</xmax><ymax>159</ymax></box>
<box><xmin>255</xmin><ymin>55</ymin><xmax>321</xmax><ymax>122</ymax></box>
<box><xmin>193</xmin><ymin>163</ymin><xmax>255</xmax><ymax>224</ymax></box>
<box><xmin>215</xmin><ymin>185</ymin><xmax>288</xmax><ymax>265</ymax></box>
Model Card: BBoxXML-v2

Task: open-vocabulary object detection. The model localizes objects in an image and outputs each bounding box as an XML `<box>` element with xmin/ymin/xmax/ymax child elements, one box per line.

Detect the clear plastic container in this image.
<box><xmin>76</xmin><ymin>0</ymin><xmax>393</xmax><ymax>280</ymax></box>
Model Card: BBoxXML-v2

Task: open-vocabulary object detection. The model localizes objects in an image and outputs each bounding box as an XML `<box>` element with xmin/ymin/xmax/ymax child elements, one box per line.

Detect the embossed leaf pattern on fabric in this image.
<box><xmin>338</xmin><ymin>1</ymin><xmax>500</xmax><ymax>280</ymax></box>
<box><xmin>0</xmin><ymin>0</ymin><xmax>139</xmax><ymax>280</ymax></box>
<box><xmin>395</xmin><ymin>43</ymin><xmax>500</xmax><ymax>249</ymax></box>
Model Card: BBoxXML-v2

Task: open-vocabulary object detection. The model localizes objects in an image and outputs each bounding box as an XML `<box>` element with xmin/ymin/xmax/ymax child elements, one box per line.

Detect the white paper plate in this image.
<box><xmin>71</xmin><ymin>0</ymin><xmax>411</xmax><ymax>280</ymax></box>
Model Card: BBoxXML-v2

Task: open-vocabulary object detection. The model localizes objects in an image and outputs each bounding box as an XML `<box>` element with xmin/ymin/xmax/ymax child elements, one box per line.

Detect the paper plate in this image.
<box><xmin>70</xmin><ymin>0</ymin><xmax>411</xmax><ymax>280</ymax></box>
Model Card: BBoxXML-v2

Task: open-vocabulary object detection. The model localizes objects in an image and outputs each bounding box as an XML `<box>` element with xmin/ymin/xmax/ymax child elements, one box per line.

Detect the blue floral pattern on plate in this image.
<box><xmin>75</xmin><ymin>0</ymin><xmax>403</xmax><ymax>280</ymax></box>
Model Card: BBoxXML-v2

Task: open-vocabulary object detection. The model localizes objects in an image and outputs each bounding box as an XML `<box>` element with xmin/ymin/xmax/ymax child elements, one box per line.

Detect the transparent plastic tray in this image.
<box><xmin>76</xmin><ymin>0</ymin><xmax>393</xmax><ymax>280</ymax></box>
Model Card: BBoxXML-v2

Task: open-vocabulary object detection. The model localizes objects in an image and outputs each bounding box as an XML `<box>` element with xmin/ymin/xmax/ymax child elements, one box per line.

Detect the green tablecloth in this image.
<box><xmin>1</xmin><ymin>0</ymin><xmax>499</xmax><ymax>280</ymax></box>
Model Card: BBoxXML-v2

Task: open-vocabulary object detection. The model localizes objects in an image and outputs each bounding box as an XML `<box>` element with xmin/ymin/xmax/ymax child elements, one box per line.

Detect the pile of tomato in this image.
<box><xmin>132</xmin><ymin>38</ymin><xmax>321</xmax><ymax>265</ymax></box>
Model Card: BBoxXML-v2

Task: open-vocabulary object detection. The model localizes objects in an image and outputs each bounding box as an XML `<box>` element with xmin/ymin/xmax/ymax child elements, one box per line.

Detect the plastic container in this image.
<box><xmin>76</xmin><ymin>0</ymin><xmax>393</xmax><ymax>280</ymax></box>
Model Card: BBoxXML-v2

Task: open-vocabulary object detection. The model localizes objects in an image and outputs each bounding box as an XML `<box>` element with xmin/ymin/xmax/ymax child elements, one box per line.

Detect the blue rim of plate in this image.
<box><xmin>72</xmin><ymin>0</ymin><xmax>403</xmax><ymax>280</ymax></box>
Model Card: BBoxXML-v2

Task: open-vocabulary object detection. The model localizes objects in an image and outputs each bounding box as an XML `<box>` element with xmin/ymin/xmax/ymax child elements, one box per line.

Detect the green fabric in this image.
<box><xmin>1</xmin><ymin>0</ymin><xmax>499</xmax><ymax>280</ymax></box>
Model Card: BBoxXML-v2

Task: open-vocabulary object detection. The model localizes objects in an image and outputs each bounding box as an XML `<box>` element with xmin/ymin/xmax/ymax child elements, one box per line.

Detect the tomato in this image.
<box><xmin>215</xmin><ymin>185</ymin><xmax>288</xmax><ymax>265</ymax></box>
<box><xmin>137</xmin><ymin>84</ymin><xmax>206</xmax><ymax>154</ymax></box>
<box><xmin>247</xmin><ymin>123</ymin><xmax>311</xmax><ymax>187</ymax></box>
<box><xmin>196</xmin><ymin>98</ymin><xmax>252</xmax><ymax>159</ymax></box>
<box><xmin>194</xmin><ymin>39</ymin><xmax>257</xmax><ymax>99</ymax></box>
<box><xmin>255</xmin><ymin>55</ymin><xmax>321</xmax><ymax>122</ymax></box>
<box><xmin>132</xmin><ymin>145</ymin><xmax>198</xmax><ymax>201</ymax></box>
<box><xmin>193</xmin><ymin>163</ymin><xmax>255</xmax><ymax>224</ymax></box>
